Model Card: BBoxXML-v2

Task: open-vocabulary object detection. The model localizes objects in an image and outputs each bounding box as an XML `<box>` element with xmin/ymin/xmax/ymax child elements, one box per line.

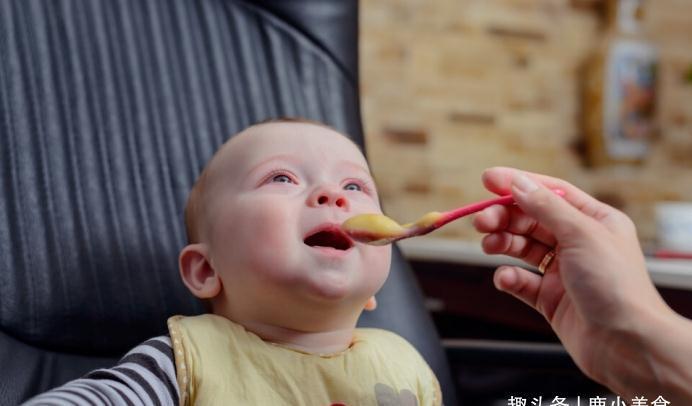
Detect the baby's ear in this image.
<box><xmin>179</xmin><ymin>244</ymin><xmax>220</xmax><ymax>299</ymax></box>
<box><xmin>364</xmin><ymin>296</ymin><xmax>377</xmax><ymax>311</ymax></box>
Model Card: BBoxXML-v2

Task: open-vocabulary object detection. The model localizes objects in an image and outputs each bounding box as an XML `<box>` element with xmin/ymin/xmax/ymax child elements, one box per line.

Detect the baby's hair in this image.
<box><xmin>183</xmin><ymin>117</ymin><xmax>361</xmax><ymax>244</ymax></box>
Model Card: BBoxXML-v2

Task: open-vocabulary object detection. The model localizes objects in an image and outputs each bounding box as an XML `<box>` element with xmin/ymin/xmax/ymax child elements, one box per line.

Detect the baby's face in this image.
<box><xmin>201</xmin><ymin>123</ymin><xmax>391</xmax><ymax>318</ymax></box>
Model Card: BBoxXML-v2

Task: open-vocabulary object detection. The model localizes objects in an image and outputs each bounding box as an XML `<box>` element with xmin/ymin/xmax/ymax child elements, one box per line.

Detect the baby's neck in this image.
<box><xmin>241</xmin><ymin>320</ymin><xmax>355</xmax><ymax>355</ymax></box>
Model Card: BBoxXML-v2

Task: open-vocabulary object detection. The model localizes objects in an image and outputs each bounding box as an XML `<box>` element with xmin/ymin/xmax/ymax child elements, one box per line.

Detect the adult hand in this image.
<box><xmin>473</xmin><ymin>167</ymin><xmax>691</xmax><ymax>400</ymax></box>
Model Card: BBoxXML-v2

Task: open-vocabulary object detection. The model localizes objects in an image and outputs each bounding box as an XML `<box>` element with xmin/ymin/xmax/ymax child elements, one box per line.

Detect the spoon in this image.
<box><xmin>342</xmin><ymin>190</ymin><xmax>565</xmax><ymax>245</ymax></box>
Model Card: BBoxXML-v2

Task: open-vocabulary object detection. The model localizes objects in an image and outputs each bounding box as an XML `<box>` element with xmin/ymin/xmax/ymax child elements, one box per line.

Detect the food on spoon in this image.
<box><xmin>341</xmin><ymin>211</ymin><xmax>444</xmax><ymax>245</ymax></box>
<box><xmin>340</xmin><ymin>213</ymin><xmax>408</xmax><ymax>245</ymax></box>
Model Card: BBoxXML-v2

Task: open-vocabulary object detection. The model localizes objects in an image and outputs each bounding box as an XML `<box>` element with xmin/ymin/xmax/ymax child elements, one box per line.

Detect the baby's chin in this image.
<box><xmin>298</xmin><ymin>269</ymin><xmax>365</xmax><ymax>302</ymax></box>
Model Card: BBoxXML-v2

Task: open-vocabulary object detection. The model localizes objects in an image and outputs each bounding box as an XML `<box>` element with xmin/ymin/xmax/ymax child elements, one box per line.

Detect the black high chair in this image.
<box><xmin>0</xmin><ymin>1</ymin><xmax>457</xmax><ymax>404</ymax></box>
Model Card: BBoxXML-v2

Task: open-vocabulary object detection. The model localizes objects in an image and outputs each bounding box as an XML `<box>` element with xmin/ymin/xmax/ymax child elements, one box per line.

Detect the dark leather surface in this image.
<box><xmin>0</xmin><ymin>1</ymin><xmax>456</xmax><ymax>404</ymax></box>
<box><xmin>0</xmin><ymin>329</ymin><xmax>119</xmax><ymax>405</ymax></box>
<box><xmin>249</xmin><ymin>0</ymin><xmax>360</xmax><ymax>85</ymax></box>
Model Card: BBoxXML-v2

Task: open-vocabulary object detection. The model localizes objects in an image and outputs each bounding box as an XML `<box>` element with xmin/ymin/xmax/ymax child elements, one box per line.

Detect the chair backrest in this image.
<box><xmin>0</xmin><ymin>1</ymin><xmax>455</xmax><ymax>404</ymax></box>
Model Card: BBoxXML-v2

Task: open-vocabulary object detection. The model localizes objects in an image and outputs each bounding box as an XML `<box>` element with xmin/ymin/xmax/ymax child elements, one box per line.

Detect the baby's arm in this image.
<box><xmin>22</xmin><ymin>336</ymin><xmax>179</xmax><ymax>406</ymax></box>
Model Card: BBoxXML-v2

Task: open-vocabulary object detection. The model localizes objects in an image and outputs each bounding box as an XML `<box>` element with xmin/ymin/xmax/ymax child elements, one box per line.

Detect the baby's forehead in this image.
<box><xmin>210</xmin><ymin>123</ymin><xmax>366</xmax><ymax>175</ymax></box>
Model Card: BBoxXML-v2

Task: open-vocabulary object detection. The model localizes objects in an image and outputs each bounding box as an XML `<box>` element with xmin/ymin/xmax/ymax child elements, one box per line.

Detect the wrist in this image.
<box><xmin>641</xmin><ymin>312</ymin><xmax>692</xmax><ymax>402</ymax></box>
<box><xmin>600</xmin><ymin>303</ymin><xmax>692</xmax><ymax>402</ymax></box>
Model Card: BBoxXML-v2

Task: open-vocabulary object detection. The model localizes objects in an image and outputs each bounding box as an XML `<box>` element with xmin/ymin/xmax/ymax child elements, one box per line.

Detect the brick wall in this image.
<box><xmin>360</xmin><ymin>0</ymin><xmax>692</xmax><ymax>245</ymax></box>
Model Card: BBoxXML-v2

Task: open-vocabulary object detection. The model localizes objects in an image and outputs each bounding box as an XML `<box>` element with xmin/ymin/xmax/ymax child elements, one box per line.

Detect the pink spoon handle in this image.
<box><xmin>434</xmin><ymin>195</ymin><xmax>515</xmax><ymax>227</ymax></box>
<box><xmin>434</xmin><ymin>189</ymin><xmax>565</xmax><ymax>229</ymax></box>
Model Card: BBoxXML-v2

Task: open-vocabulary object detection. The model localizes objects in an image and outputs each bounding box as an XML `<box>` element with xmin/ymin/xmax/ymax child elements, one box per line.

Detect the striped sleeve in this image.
<box><xmin>22</xmin><ymin>336</ymin><xmax>179</xmax><ymax>406</ymax></box>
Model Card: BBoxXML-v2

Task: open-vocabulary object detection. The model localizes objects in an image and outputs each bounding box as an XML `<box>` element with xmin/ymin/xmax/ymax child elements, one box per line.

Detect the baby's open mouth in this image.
<box><xmin>303</xmin><ymin>225</ymin><xmax>354</xmax><ymax>251</ymax></box>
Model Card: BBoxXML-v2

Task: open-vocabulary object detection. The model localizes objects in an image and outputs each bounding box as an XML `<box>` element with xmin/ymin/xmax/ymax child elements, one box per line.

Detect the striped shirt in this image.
<box><xmin>23</xmin><ymin>336</ymin><xmax>178</xmax><ymax>406</ymax></box>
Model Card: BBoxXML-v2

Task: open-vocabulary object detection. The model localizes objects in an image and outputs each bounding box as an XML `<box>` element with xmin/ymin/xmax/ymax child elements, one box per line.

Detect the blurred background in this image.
<box><xmin>359</xmin><ymin>0</ymin><xmax>692</xmax><ymax>403</ymax></box>
<box><xmin>361</xmin><ymin>0</ymin><xmax>691</xmax><ymax>245</ymax></box>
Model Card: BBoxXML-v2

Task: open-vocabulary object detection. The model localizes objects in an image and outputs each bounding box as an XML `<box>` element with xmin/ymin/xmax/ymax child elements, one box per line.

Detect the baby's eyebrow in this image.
<box><xmin>336</xmin><ymin>160</ymin><xmax>372</xmax><ymax>179</ymax></box>
<box><xmin>245</xmin><ymin>154</ymin><xmax>301</xmax><ymax>179</ymax></box>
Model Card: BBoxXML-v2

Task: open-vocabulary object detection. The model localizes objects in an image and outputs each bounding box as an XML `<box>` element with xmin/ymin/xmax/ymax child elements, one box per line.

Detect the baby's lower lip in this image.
<box><xmin>308</xmin><ymin>245</ymin><xmax>351</xmax><ymax>257</ymax></box>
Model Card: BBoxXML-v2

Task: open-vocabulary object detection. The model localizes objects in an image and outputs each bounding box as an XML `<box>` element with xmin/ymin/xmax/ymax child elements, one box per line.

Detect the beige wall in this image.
<box><xmin>360</xmin><ymin>0</ymin><xmax>692</xmax><ymax>245</ymax></box>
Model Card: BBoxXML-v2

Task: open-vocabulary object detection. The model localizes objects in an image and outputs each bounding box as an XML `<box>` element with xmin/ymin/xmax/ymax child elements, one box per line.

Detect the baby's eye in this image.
<box><xmin>344</xmin><ymin>182</ymin><xmax>362</xmax><ymax>192</ymax></box>
<box><xmin>272</xmin><ymin>174</ymin><xmax>294</xmax><ymax>184</ymax></box>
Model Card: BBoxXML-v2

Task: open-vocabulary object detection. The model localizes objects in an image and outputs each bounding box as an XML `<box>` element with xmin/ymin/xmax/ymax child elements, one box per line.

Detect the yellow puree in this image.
<box><xmin>405</xmin><ymin>211</ymin><xmax>442</xmax><ymax>229</ymax></box>
<box><xmin>343</xmin><ymin>211</ymin><xmax>443</xmax><ymax>239</ymax></box>
<box><xmin>341</xmin><ymin>213</ymin><xmax>406</xmax><ymax>238</ymax></box>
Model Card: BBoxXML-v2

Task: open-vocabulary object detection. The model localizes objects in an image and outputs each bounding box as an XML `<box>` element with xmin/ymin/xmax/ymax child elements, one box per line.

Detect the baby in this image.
<box><xmin>25</xmin><ymin>119</ymin><xmax>441</xmax><ymax>405</ymax></box>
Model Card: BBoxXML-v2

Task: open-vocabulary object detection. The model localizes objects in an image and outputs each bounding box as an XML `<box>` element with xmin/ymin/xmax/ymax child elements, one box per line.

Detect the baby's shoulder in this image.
<box><xmin>352</xmin><ymin>328</ymin><xmax>437</xmax><ymax>387</ymax></box>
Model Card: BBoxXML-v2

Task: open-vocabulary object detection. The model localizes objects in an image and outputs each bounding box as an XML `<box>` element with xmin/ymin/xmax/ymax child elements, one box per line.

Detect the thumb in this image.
<box><xmin>511</xmin><ymin>174</ymin><xmax>591</xmax><ymax>242</ymax></box>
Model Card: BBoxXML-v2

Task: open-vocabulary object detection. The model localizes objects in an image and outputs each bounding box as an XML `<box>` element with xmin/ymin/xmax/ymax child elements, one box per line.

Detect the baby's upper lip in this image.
<box><xmin>303</xmin><ymin>223</ymin><xmax>354</xmax><ymax>251</ymax></box>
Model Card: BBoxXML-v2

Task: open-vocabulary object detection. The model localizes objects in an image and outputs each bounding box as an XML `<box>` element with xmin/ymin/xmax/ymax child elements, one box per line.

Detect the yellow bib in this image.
<box><xmin>168</xmin><ymin>314</ymin><xmax>441</xmax><ymax>406</ymax></box>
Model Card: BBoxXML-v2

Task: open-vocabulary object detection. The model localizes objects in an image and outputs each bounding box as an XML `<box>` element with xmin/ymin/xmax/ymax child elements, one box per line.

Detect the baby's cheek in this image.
<box><xmin>239</xmin><ymin>202</ymin><xmax>300</xmax><ymax>275</ymax></box>
<box><xmin>364</xmin><ymin>245</ymin><xmax>392</xmax><ymax>289</ymax></box>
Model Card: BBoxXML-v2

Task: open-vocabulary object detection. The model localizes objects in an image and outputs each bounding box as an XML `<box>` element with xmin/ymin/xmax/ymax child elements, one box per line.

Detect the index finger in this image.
<box><xmin>481</xmin><ymin>167</ymin><xmax>615</xmax><ymax>223</ymax></box>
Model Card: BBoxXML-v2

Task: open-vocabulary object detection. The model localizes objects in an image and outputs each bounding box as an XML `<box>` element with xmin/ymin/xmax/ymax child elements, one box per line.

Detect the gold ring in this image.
<box><xmin>538</xmin><ymin>250</ymin><xmax>556</xmax><ymax>274</ymax></box>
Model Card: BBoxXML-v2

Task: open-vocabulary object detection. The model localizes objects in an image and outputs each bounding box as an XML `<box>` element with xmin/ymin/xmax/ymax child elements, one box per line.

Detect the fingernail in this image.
<box><xmin>513</xmin><ymin>174</ymin><xmax>539</xmax><ymax>194</ymax></box>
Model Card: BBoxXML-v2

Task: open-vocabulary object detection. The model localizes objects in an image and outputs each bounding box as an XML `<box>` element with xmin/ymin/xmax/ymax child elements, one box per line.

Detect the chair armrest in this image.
<box><xmin>444</xmin><ymin>339</ymin><xmax>576</xmax><ymax>369</ymax></box>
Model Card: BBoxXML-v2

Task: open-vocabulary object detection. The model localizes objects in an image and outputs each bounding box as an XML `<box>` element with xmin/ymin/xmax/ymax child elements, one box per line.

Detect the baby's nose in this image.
<box><xmin>308</xmin><ymin>186</ymin><xmax>349</xmax><ymax>209</ymax></box>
